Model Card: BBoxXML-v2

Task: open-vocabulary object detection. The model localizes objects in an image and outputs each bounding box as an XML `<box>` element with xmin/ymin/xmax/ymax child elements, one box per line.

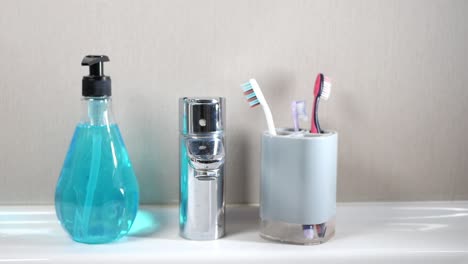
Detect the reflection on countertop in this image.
<box><xmin>0</xmin><ymin>202</ymin><xmax>468</xmax><ymax>263</ymax></box>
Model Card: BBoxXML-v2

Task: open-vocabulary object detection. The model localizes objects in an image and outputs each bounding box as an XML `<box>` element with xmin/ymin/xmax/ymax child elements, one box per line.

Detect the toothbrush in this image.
<box><xmin>241</xmin><ymin>79</ymin><xmax>277</xmax><ymax>135</ymax></box>
<box><xmin>291</xmin><ymin>100</ymin><xmax>308</xmax><ymax>132</ymax></box>
<box><xmin>303</xmin><ymin>222</ymin><xmax>327</xmax><ymax>240</ymax></box>
<box><xmin>310</xmin><ymin>73</ymin><xmax>332</xmax><ymax>133</ymax></box>
<box><xmin>302</xmin><ymin>74</ymin><xmax>332</xmax><ymax>238</ymax></box>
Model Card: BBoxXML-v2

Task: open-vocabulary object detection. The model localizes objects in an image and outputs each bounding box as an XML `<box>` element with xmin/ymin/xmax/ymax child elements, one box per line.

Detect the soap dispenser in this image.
<box><xmin>55</xmin><ymin>55</ymin><xmax>139</xmax><ymax>244</ymax></box>
<box><xmin>179</xmin><ymin>97</ymin><xmax>226</xmax><ymax>240</ymax></box>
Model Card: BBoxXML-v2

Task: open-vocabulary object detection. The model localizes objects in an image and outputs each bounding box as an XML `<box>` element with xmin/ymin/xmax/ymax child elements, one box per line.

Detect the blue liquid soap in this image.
<box><xmin>55</xmin><ymin>55</ymin><xmax>139</xmax><ymax>244</ymax></box>
<box><xmin>55</xmin><ymin>123</ymin><xmax>139</xmax><ymax>244</ymax></box>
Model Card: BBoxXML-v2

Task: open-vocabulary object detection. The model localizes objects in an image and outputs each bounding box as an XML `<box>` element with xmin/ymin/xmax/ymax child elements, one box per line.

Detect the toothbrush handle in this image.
<box><xmin>310</xmin><ymin>97</ymin><xmax>319</xmax><ymax>133</ymax></box>
<box><xmin>314</xmin><ymin>97</ymin><xmax>322</xmax><ymax>133</ymax></box>
<box><xmin>291</xmin><ymin>102</ymin><xmax>299</xmax><ymax>132</ymax></box>
<box><xmin>263</xmin><ymin>103</ymin><xmax>277</xmax><ymax>135</ymax></box>
<box><xmin>310</xmin><ymin>73</ymin><xmax>324</xmax><ymax>134</ymax></box>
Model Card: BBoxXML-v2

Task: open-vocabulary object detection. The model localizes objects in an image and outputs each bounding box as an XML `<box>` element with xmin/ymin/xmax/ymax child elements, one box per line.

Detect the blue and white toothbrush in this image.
<box><xmin>241</xmin><ymin>79</ymin><xmax>277</xmax><ymax>135</ymax></box>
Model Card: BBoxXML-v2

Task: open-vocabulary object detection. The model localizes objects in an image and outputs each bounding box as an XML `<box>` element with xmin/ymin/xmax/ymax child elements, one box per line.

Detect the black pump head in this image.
<box><xmin>81</xmin><ymin>55</ymin><xmax>112</xmax><ymax>97</ymax></box>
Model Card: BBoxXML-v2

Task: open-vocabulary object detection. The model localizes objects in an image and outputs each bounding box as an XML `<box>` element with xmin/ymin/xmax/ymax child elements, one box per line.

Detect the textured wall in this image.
<box><xmin>1</xmin><ymin>0</ymin><xmax>467</xmax><ymax>205</ymax></box>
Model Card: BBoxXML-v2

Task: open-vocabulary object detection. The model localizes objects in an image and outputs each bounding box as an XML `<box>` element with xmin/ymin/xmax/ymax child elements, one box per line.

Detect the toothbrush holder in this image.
<box><xmin>260</xmin><ymin>128</ymin><xmax>338</xmax><ymax>245</ymax></box>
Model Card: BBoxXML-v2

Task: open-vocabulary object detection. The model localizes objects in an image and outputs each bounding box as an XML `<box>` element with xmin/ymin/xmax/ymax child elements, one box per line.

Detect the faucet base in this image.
<box><xmin>179</xmin><ymin>228</ymin><xmax>225</xmax><ymax>241</ymax></box>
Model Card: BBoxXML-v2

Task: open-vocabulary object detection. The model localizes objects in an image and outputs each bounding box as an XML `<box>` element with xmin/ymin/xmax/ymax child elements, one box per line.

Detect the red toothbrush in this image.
<box><xmin>310</xmin><ymin>73</ymin><xmax>332</xmax><ymax>133</ymax></box>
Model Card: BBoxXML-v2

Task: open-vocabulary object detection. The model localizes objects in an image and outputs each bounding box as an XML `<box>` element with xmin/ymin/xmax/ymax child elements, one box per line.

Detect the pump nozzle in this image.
<box><xmin>81</xmin><ymin>55</ymin><xmax>111</xmax><ymax>97</ymax></box>
<box><xmin>82</xmin><ymin>55</ymin><xmax>109</xmax><ymax>76</ymax></box>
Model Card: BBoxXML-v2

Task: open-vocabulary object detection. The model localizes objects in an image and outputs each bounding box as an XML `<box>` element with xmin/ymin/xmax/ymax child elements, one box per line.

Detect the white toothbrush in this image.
<box><xmin>241</xmin><ymin>79</ymin><xmax>277</xmax><ymax>135</ymax></box>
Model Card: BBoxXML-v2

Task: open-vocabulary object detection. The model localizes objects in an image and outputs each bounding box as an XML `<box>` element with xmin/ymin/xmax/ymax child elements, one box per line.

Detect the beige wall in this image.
<box><xmin>1</xmin><ymin>0</ymin><xmax>467</xmax><ymax>205</ymax></box>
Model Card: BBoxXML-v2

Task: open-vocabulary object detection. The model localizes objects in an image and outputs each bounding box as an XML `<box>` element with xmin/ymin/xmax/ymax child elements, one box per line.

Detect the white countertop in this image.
<box><xmin>1</xmin><ymin>202</ymin><xmax>468</xmax><ymax>263</ymax></box>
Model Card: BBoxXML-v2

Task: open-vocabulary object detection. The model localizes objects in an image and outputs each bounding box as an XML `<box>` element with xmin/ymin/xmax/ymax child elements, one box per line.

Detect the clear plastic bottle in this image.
<box><xmin>55</xmin><ymin>55</ymin><xmax>139</xmax><ymax>244</ymax></box>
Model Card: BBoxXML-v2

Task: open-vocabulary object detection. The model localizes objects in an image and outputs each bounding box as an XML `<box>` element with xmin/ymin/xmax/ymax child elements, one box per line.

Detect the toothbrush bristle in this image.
<box><xmin>241</xmin><ymin>82</ymin><xmax>253</xmax><ymax>92</ymax></box>
<box><xmin>249</xmin><ymin>99</ymin><xmax>260</xmax><ymax>107</ymax></box>
<box><xmin>321</xmin><ymin>77</ymin><xmax>332</xmax><ymax>100</ymax></box>
<box><xmin>241</xmin><ymin>81</ymin><xmax>260</xmax><ymax>107</ymax></box>
<box><xmin>295</xmin><ymin>100</ymin><xmax>308</xmax><ymax>120</ymax></box>
<box><xmin>244</xmin><ymin>91</ymin><xmax>256</xmax><ymax>99</ymax></box>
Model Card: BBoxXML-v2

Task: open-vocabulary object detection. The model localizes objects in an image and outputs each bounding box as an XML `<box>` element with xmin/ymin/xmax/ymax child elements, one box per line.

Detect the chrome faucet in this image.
<box><xmin>179</xmin><ymin>97</ymin><xmax>225</xmax><ymax>240</ymax></box>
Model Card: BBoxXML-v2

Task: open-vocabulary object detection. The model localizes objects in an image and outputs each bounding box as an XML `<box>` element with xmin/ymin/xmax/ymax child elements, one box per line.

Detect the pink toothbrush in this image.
<box><xmin>310</xmin><ymin>73</ymin><xmax>331</xmax><ymax>133</ymax></box>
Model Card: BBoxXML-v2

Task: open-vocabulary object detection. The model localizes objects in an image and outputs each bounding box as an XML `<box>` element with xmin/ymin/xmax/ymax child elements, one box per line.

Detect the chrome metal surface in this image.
<box><xmin>179</xmin><ymin>97</ymin><xmax>225</xmax><ymax>240</ymax></box>
<box><xmin>179</xmin><ymin>97</ymin><xmax>225</xmax><ymax>135</ymax></box>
